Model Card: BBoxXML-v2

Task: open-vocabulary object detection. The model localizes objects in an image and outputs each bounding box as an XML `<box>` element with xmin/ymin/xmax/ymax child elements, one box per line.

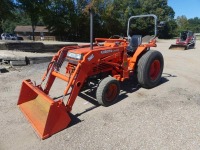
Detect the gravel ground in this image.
<box><xmin>0</xmin><ymin>39</ymin><xmax>200</xmax><ymax>150</ymax></box>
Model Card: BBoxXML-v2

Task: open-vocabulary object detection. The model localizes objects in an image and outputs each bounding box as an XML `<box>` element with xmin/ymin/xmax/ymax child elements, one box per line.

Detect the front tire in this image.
<box><xmin>137</xmin><ymin>50</ymin><xmax>164</xmax><ymax>89</ymax></box>
<box><xmin>96</xmin><ymin>77</ymin><xmax>120</xmax><ymax>106</ymax></box>
<box><xmin>192</xmin><ymin>43</ymin><xmax>195</xmax><ymax>49</ymax></box>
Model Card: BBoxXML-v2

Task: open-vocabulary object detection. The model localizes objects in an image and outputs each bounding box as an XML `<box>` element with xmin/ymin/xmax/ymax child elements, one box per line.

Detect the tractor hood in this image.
<box><xmin>69</xmin><ymin>47</ymin><xmax>93</xmax><ymax>55</ymax></box>
<box><xmin>66</xmin><ymin>46</ymin><xmax>109</xmax><ymax>60</ymax></box>
<box><xmin>66</xmin><ymin>47</ymin><xmax>93</xmax><ymax>60</ymax></box>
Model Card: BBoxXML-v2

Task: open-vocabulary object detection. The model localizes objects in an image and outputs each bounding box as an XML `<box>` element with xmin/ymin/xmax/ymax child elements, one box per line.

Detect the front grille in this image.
<box><xmin>66</xmin><ymin>58</ymin><xmax>79</xmax><ymax>65</ymax></box>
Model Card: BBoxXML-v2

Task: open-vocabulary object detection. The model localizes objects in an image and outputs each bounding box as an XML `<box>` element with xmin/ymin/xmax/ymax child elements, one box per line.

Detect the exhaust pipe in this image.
<box><xmin>89</xmin><ymin>9</ymin><xmax>93</xmax><ymax>50</ymax></box>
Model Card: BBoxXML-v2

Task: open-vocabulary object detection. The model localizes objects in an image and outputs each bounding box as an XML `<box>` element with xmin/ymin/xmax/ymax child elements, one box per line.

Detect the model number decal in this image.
<box><xmin>88</xmin><ymin>54</ymin><xmax>94</xmax><ymax>61</ymax></box>
<box><xmin>113</xmin><ymin>49</ymin><xmax>119</xmax><ymax>52</ymax></box>
<box><xmin>101</xmin><ymin>49</ymin><xmax>119</xmax><ymax>54</ymax></box>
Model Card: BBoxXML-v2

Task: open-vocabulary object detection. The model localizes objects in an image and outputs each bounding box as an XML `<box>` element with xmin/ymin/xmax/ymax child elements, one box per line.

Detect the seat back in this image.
<box><xmin>127</xmin><ymin>35</ymin><xmax>142</xmax><ymax>54</ymax></box>
<box><xmin>130</xmin><ymin>35</ymin><xmax>142</xmax><ymax>47</ymax></box>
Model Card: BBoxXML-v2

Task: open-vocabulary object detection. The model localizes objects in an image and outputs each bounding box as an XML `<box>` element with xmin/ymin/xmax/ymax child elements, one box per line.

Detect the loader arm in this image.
<box><xmin>17</xmin><ymin>45</ymin><xmax>92</xmax><ymax>139</ymax></box>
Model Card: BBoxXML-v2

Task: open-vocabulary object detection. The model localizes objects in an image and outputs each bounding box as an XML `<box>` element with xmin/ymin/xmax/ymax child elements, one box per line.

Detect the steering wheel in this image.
<box><xmin>109</xmin><ymin>35</ymin><xmax>124</xmax><ymax>39</ymax></box>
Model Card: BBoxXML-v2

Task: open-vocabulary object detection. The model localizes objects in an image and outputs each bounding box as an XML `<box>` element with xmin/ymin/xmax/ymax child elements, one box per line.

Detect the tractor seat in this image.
<box><xmin>127</xmin><ymin>35</ymin><xmax>142</xmax><ymax>54</ymax></box>
<box><xmin>181</xmin><ymin>35</ymin><xmax>187</xmax><ymax>41</ymax></box>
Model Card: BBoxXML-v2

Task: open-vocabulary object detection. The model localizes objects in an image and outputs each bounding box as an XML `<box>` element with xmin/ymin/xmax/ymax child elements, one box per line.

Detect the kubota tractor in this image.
<box><xmin>169</xmin><ymin>30</ymin><xmax>196</xmax><ymax>50</ymax></box>
<box><xmin>17</xmin><ymin>13</ymin><xmax>164</xmax><ymax>139</ymax></box>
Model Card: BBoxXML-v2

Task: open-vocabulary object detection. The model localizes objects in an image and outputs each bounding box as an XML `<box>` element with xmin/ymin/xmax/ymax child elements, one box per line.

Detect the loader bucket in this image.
<box><xmin>17</xmin><ymin>79</ymin><xmax>71</xmax><ymax>139</ymax></box>
<box><xmin>169</xmin><ymin>44</ymin><xmax>187</xmax><ymax>50</ymax></box>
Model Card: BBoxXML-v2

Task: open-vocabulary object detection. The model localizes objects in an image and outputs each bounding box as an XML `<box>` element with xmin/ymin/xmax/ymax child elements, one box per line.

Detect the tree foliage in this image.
<box><xmin>176</xmin><ymin>15</ymin><xmax>189</xmax><ymax>32</ymax></box>
<box><xmin>137</xmin><ymin>0</ymin><xmax>176</xmax><ymax>38</ymax></box>
<box><xmin>188</xmin><ymin>17</ymin><xmax>200</xmax><ymax>33</ymax></box>
<box><xmin>175</xmin><ymin>16</ymin><xmax>200</xmax><ymax>36</ymax></box>
<box><xmin>158</xmin><ymin>20</ymin><xmax>177</xmax><ymax>39</ymax></box>
<box><xmin>1</xmin><ymin>0</ymin><xmax>200</xmax><ymax>40</ymax></box>
<box><xmin>0</xmin><ymin>0</ymin><xmax>15</xmax><ymax>33</ymax></box>
<box><xmin>1</xmin><ymin>10</ymin><xmax>32</xmax><ymax>33</ymax></box>
<box><xmin>41</xmin><ymin>0</ymin><xmax>77</xmax><ymax>41</ymax></box>
<box><xmin>16</xmin><ymin>0</ymin><xmax>45</xmax><ymax>40</ymax></box>
<box><xmin>80</xmin><ymin>0</ymin><xmax>176</xmax><ymax>38</ymax></box>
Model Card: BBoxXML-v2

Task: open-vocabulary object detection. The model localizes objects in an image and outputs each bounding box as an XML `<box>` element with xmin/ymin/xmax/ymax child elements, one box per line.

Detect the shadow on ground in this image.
<box><xmin>68</xmin><ymin>73</ymin><xmax>174</xmax><ymax>127</ymax></box>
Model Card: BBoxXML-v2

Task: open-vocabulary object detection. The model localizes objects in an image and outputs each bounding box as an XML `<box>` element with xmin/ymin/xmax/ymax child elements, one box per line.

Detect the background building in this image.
<box><xmin>14</xmin><ymin>26</ymin><xmax>55</xmax><ymax>41</ymax></box>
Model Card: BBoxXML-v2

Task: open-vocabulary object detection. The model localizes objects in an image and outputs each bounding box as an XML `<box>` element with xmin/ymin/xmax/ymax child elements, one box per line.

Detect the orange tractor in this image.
<box><xmin>18</xmin><ymin>13</ymin><xmax>164</xmax><ymax>139</ymax></box>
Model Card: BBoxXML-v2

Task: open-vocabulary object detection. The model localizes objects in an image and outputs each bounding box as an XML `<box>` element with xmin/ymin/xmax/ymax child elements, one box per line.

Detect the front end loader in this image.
<box><xmin>17</xmin><ymin>13</ymin><xmax>164</xmax><ymax>139</ymax></box>
<box><xmin>169</xmin><ymin>31</ymin><xmax>196</xmax><ymax>50</ymax></box>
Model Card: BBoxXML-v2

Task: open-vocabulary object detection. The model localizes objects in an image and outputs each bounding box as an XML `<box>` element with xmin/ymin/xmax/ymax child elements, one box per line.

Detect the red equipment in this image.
<box><xmin>17</xmin><ymin>14</ymin><xmax>164</xmax><ymax>139</ymax></box>
<box><xmin>169</xmin><ymin>31</ymin><xmax>196</xmax><ymax>50</ymax></box>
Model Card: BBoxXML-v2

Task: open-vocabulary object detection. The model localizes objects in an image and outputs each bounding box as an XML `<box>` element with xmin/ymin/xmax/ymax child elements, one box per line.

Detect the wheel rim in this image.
<box><xmin>149</xmin><ymin>60</ymin><xmax>161</xmax><ymax>80</ymax></box>
<box><xmin>105</xmin><ymin>84</ymin><xmax>118</xmax><ymax>102</ymax></box>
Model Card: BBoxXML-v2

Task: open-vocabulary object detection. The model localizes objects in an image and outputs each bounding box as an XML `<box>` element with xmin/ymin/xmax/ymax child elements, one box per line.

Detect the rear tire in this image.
<box><xmin>96</xmin><ymin>77</ymin><xmax>120</xmax><ymax>106</ymax></box>
<box><xmin>137</xmin><ymin>50</ymin><xmax>164</xmax><ymax>89</ymax></box>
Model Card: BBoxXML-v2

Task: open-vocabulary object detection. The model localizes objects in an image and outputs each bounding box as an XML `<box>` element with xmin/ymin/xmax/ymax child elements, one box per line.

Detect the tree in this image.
<box><xmin>137</xmin><ymin>0</ymin><xmax>175</xmax><ymax>20</ymax></box>
<box><xmin>83</xmin><ymin>0</ymin><xmax>141</xmax><ymax>37</ymax></box>
<box><xmin>0</xmin><ymin>0</ymin><xmax>15</xmax><ymax>33</ymax></box>
<box><xmin>79</xmin><ymin>0</ymin><xmax>177</xmax><ymax>39</ymax></box>
<box><xmin>133</xmin><ymin>0</ymin><xmax>176</xmax><ymax>38</ymax></box>
<box><xmin>158</xmin><ymin>20</ymin><xmax>177</xmax><ymax>39</ymax></box>
<box><xmin>3</xmin><ymin>0</ymin><xmax>178</xmax><ymax>40</ymax></box>
<box><xmin>83</xmin><ymin>0</ymin><xmax>176</xmax><ymax>38</ymax></box>
<box><xmin>188</xmin><ymin>17</ymin><xmax>200</xmax><ymax>33</ymax></box>
<box><xmin>42</xmin><ymin>0</ymin><xmax>76</xmax><ymax>41</ymax></box>
<box><xmin>176</xmin><ymin>15</ymin><xmax>189</xmax><ymax>33</ymax></box>
<box><xmin>1</xmin><ymin>10</ymin><xmax>32</xmax><ymax>33</ymax></box>
<box><xmin>16</xmin><ymin>0</ymin><xmax>45</xmax><ymax>41</ymax></box>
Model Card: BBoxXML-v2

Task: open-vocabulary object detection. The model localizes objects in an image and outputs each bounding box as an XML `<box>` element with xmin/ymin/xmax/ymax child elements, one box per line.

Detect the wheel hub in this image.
<box><xmin>105</xmin><ymin>84</ymin><xmax>118</xmax><ymax>101</ymax></box>
<box><xmin>149</xmin><ymin>60</ymin><xmax>161</xmax><ymax>80</ymax></box>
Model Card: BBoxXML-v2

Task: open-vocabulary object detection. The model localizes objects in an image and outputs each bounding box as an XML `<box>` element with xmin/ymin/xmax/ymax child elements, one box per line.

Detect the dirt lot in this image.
<box><xmin>0</xmin><ymin>39</ymin><xmax>200</xmax><ymax>150</ymax></box>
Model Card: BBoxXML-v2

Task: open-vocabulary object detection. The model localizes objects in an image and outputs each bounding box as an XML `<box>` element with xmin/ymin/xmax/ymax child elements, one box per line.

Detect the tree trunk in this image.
<box><xmin>32</xmin><ymin>24</ymin><xmax>35</xmax><ymax>41</ymax></box>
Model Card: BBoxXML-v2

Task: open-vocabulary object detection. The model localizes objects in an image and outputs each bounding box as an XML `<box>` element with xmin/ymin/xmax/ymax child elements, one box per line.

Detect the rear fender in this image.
<box><xmin>128</xmin><ymin>46</ymin><xmax>148</xmax><ymax>70</ymax></box>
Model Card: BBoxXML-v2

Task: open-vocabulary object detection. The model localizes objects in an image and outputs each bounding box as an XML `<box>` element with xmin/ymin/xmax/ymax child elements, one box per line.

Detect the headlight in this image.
<box><xmin>67</xmin><ymin>52</ymin><xmax>83</xmax><ymax>60</ymax></box>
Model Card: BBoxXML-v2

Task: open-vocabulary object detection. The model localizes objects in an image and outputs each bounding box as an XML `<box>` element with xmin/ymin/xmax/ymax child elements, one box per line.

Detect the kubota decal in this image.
<box><xmin>101</xmin><ymin>50</ymin><xmax>112</xmax><ymax>54</ymax></box>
